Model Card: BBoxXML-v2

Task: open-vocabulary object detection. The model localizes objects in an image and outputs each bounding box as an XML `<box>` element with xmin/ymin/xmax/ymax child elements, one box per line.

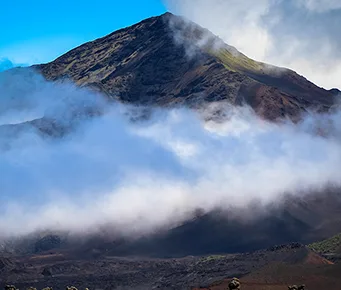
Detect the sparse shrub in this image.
<box><xmin>309</xmin><ymin>232</ymin><xmax>341</xmax><ymax>254</ymax></box>
<box><xmin>41</xmin><ymin>267</ymin><xmax>53</xmax><ymax>277</ymax></box>
<box><xmin>288</xmin><ymin>285</ymin><xmax>305</xmax><ymax>290</ymax></box>
<box><xmin>66</xmin><ymin>287</ymin><xmax>78</xmax><ymax>290</ymax></box>
<box><xmin>4</xmin><ymin>286</ymin><xmax>17</xmax><ymax>290</ymax></box>
<box><xmin>228</xmin><ymin>277</ymin><xmax>241</xmax><ymax>290</ymax></box>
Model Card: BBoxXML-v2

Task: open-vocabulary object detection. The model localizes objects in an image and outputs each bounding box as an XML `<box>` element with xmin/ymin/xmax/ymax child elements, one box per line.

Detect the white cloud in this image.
<box><xmin>1</xmin><ymin>70</ymin><xmax>341</xmax><ymax>238</ymax></box>
<box><xmin>0</xmin><ymin>58</ymin><xmax>15</xmax><ymax>72</ymax></box>
<box><xmin>165</xmin><ymin>0</ymin><xmax>341</xmax><ymax>89</ymax></box>
<box><xmin>299</xmin><ymin>0</ymin><xmax>341</xmax><ymax>12</ymax></box>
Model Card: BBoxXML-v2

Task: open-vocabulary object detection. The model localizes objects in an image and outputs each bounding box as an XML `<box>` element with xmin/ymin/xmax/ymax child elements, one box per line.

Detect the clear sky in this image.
<box><xmin>0</xmin><ymin>0</ymin><xmax>166</xmax><ymax>65</ymax></box>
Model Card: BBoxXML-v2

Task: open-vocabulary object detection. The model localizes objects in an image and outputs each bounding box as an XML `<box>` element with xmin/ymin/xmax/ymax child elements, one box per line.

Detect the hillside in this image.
<box><xmin>35</xmin><ymin>12</ymin><xmax>339</xmax><ymax>120</ymax></box>
<box><xmin>68</xmin><ymin>189</ymin><xmax>341</xmax><ymax>258</ymax></box>
<box><xmin>309</xmin><ymin>232</ymin><xmax>341</xmax><ymax>263</ymax></box>
<box><xmin>2</xmin><ymin>188</ymin><xmax>341</xmax><ymax>259</ymax></box>
<box><xmin>309</xmin><ymin>233</ymin><xmax>341</xmax><ymax>254</ymax></box>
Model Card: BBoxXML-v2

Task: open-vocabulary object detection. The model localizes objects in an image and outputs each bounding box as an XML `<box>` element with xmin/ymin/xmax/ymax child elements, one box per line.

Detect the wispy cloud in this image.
<box><xmin>165</xmin><ymin>0</ymin><xmax>341</xmax><ymax>90</ymax></box>
<box><xmin>0</xmin><ymin>58</ymin><xmax>27</xmax><ymax>72</ymax></box>
<box><xmin>1</xmin><ymin>69</ymin><xmax>341</xmax><ymax>238</ymax></box>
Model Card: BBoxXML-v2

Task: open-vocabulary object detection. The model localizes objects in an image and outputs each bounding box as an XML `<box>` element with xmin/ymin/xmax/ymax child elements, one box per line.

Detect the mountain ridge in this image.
<box><xmin>33</xmin><ymin>12</ymin><xmax>339</xmax><ymax>121</ymax></box>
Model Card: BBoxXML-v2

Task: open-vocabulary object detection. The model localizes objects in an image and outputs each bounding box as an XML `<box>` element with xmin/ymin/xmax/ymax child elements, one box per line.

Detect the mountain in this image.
<box><xmin>2</xmin><ymin>12</ymin><xmax>341</xmax><ymax>289</ymax></box>
<box><xmin>2</xmin><ymin>12</ymin><xmax>341</xmax><ymax>258</ymax></box>
<box><xmin>35</xmin><ymin>12</ymin><xmax>339</xmax><ymax>120</ymax></box>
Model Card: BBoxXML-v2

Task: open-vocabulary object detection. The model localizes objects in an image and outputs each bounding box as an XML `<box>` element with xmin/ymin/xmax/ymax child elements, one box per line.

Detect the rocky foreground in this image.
<box><xmin>0</xmin><ymin>243</ymin><xmax>340</xmax><ymax>290</ymax></box>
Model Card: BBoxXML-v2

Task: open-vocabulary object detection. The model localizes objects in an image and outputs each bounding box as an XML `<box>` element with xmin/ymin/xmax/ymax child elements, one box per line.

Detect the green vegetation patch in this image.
<box><xmin>200</xmin><ymin>254</ymin><xmax>226</xmax><ymax>262</ymax></box>
<box><xmin>309</xmin><ymin>233</ymin><xmax>341</xmax><ymax>254</ymax></box>
<box><xmin>208</xmin><ymin>48</ymin><xmax>263</xmax><ymax>73</ymax></box>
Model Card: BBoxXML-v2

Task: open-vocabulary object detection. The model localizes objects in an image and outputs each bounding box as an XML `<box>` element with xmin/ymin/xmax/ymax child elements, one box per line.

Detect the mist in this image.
<box><xmin>1</xmin><ymin>68</ymin><xmax>341</xmax><ymax>239</ymax></box>
<box><xmin>164</xmin><ymin>0</ymin><xmax>341</xmax><ymax>90</ymax></box>
<box><xmin>0</xmin><ymin>58</ymin><xmax>27</xmax><ymax>74</ymax></box>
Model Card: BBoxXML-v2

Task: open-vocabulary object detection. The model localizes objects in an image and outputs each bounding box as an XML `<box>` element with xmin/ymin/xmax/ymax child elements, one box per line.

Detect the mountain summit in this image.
<box><xmin>36</xmin><ymin>13</ymin><xmax>338</xmax><ymax>120</ymax></box>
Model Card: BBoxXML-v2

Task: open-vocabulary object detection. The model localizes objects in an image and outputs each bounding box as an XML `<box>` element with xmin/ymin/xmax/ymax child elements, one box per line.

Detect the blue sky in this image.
<box><xmin>0</xmin><ymin>0</ymin><xmax>166</xmax><ymax>66</ymax></box>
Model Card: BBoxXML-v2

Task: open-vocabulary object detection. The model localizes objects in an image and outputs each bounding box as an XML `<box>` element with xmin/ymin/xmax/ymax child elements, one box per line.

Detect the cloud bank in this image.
<box><xmin>1</xmin><ymin>69</ymin><xmax>341</xmax><ymax>239</ymax></box>
<box><xmin>164</xmin><ymin>0</ymin><xmax>341</xmax><ymax>90</ymax></box>
<box><xmin>0</xmin><ymin>58</ymin><xmax>27</xmax><ymax>73</ymax></box>
<box><xmin>0</xmin><ymin>58</ymin><xmax>15</xmax><ymax>72</ymax></box>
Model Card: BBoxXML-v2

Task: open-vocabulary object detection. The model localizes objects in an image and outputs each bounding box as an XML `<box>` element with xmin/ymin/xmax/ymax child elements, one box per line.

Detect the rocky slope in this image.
<box><xmin>0</xmin><ymin>243</ymin><xmax>335</xmax><ymax>290</ymax></box>
<box><xmin>35</xmin><ymin>12</ymin><xmax>339</xmax><ymax>120</ymax></box>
